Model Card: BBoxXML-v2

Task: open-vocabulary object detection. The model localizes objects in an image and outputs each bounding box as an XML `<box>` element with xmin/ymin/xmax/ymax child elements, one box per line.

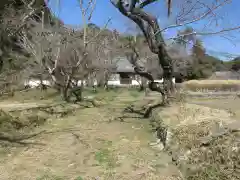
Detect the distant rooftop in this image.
<box><xmin>112</xmin><ymin>56</ymin><xmax>145</xmax><ymax>73</ymax></box>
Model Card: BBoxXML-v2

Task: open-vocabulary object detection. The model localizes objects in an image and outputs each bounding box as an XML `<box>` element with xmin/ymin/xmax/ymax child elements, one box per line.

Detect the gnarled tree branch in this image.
<box><xmin>126</xmin><ymin>42</ymin><xmax>165</xmax><ymax>100</ymax></box>
<box><xmin>111</xmin><ymin>0</ymin><xmax>175</xmax><ymax>104</ymax></box>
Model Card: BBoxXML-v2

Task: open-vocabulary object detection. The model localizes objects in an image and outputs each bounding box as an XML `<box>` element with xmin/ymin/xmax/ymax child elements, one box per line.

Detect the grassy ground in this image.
<box><xmin>183</xmin><ymin>80</ymin><xmax>240</xmax><ymax>91</ymax></box>
<box><xmin>0</xmin><ymin>87</ymin><xmax>239</xmax><ymax>180</ymax></box>
<box><xmin>170</xmin><ymin>94</ymin><xmax>240</xmax><ymax>180</ymax></box>
<box><xmin>187</xmin><ymin>96</ymin><xmax>240</xmax><ymax>119</ymax></box>
<box><xmin>0</xmin><ymin>88</ymin><xmax>181</xmax><ymax>180</ymax></box>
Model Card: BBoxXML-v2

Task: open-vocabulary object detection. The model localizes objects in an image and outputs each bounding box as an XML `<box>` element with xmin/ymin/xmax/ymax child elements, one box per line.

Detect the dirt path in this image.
<box><xmin>0</xmin><ymin>94</ymin><xmax>181</xmax><ymax>180</ymax></box>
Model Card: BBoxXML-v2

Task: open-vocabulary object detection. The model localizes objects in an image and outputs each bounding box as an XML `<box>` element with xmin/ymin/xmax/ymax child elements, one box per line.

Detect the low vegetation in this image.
<box><xmin>0</xmin><ymin>1</ymin><xmax>239</xmax><ymax>180</ymax></box>
<box><xmin>0</xmin><ymin>87</ymin><xmax>239</xmax><ymax>179</ymax></box>
<box><xmin>167</xmin><ymin>104</ymin><xmax>240</xmax><ymax>180</ymax></box>
<box><xmin>183</xmin><ymin>80</ymin><xmax>240</xmax><ymax>91</ymax></box>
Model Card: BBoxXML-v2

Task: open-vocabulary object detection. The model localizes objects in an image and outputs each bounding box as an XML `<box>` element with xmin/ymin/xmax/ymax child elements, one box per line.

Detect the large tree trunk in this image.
<box><xmin>141</xmin><ymin>77</ymin><xmax>148</xmax><ymax>94</ymax></box>
<box><xmin>50</xmin><ymin>69</ymin><xmax>82</xmax><ymax>102</ymax></box>
<box><xmin>39</xmin><ymin>76</ymin><xmax>47</xmax><ymax>91</ymax></box>
<box><xmin>86</xmin><ymin>73</ymin><xmax>94</xmax><ymax>87</ymax></box>
<box><xmin>103</xmin><ymin>72</ymin><xmax>110</xmax><ymax>91</ymax></box>
<box><xmin>60</xmin><ymin>81</ymin><xmax>83</xmax><ymax>102</ymax></box>
<box><xmin>111</xmin><ymin>0</ymin><xmax>175</xmax><ymax>105</ymax></box>
<box><xmin>61</xmin><ymin>87</ymin><xmax>70</xmax><ymax>102</ymax></box>
<box><xmin>111</xmin><ymin>0</ymin><xmax>176</xmax><ymax>149</ymax></box>
<box><xmin>71</xmin><ymin>86</ymin><xmax>83</xmax><ymax>102</ymax></box>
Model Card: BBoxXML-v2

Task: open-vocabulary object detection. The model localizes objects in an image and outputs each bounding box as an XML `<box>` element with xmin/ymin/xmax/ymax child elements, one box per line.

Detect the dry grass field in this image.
<box><xmin>183</xmin><ymin>79</ymin><xmax>240</xmax><ymax>91</ymax></box>
<box><xmin>0</xmin><ymin>88</ymin><xmax>239</xmax><ymax>180</ymax></box>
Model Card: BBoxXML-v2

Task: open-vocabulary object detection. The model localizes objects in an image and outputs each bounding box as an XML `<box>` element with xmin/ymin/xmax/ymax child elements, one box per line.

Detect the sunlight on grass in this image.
<box><xmin>183</xmin><ymin>80</ymin><xmax>240</xmax><ymax>91</ymax></box>
<box><xmin>5</xmin><ymin>87</ymin><xmax>239</xmax><ymax>179</ymax></box>
<box><xmin>36</xmin><ymin>174</ymin><xmax>66</xmax><ymax>180</ymax></box>
<box><xmin>128</xmin><ymin>90</ymin><xmax>141</xmax><ymax>98</ymax></box>
<box><xmin>74</xmin><ymin>177</ymin><xmax>84</xmax><ymax>180</ymax></box>
<box><xmin>94</xmin><ymin>139</ymin><xmax>118</xmax><ymax>169</ymax></box>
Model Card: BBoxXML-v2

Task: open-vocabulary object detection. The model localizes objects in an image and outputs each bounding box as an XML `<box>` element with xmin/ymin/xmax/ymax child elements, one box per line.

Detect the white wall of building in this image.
<box><xmin>24</xmin><ymin>79</ymin><xmax>51</xmax><ymax>87</ymax></box>
<box><xmin>24</xmin><ymin>77</ymin><xmax>175</xmax><ymax>88</ymax></box>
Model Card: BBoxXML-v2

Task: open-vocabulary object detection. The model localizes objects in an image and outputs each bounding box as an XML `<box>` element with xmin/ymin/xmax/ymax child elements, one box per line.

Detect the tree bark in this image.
<box><xmin>61</xmin><ymin>87</ymin><xmax>70</xmax><ymax>102</ymax></box>
<box><xmin>111</xmin><ymin>0</ymin><xmax>175</xmax><ymax>105</ymax></box>
<box><xmin>39</xmin><ymin>76</ymin><xmax>47</xmax><ymax>91</ymax></box>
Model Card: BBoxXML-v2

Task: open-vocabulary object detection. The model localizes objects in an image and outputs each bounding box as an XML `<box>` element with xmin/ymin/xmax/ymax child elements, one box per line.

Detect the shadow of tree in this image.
<box><xmin>115</xmin><ymin>115</ymin><xmax>145</xmax><ymax>122</ymax></box>
<box><xmin>0</xmin><ymin>128</ymin><xmax>88</xmax><ymax>147</ymax></box>
<box><xmin>0</xmin><ymin>131</ymin><xmax>46</xmax><ymax>146</ymax></box>
<box><xmin>121</xmin><ymin>102</ymin><xmax>166</xmax><ymax>119</ymax></box>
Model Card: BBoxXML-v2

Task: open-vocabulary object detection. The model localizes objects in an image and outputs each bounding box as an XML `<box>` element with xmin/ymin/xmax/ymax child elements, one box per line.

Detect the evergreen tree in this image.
<box><xmin>192</xmin><ymin>39</ymin><xmax>205</xmax><ymax>57</ymax></box>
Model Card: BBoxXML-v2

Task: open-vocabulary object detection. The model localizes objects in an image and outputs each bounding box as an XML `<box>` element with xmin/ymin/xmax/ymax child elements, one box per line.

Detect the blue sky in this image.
<box><xmin>47</xmin><ymin>0</ymin><xmax>240</xmax><ymax>61</ymax></box>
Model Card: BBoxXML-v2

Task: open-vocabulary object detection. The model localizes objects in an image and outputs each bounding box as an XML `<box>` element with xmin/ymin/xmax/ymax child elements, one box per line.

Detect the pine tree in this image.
<box><xmin>192</xmin><ymin>39</ymin><xmax>205</xmax><ymax>57</ymax></box>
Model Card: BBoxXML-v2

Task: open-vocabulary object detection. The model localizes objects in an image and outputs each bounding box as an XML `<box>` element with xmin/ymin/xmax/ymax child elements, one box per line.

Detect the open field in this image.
<box><xmin>0</xmin><ymin>88</ymin><xmax>239</xmax><ymax>180</ymax></box>
<box><xmin>183</xmin><ymin>80</ymin><xmax>240</xmax><ymax>91</ymax></box>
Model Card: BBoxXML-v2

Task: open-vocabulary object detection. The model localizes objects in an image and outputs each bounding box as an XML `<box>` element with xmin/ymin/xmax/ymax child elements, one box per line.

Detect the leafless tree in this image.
<box><xmin>111</xmin><ymin>0</ymin><xmax>176</xmax><ymax>106</ymax></box>
<box><xmin>124</xmin><ymin>26</ymin><xmax>191</xmax><ymax>91</ymax></box>
<box><xmin>0</xmin><ymin>3</ymin><xmax>36</xmax><ymax>95</ymax></box>
<box><xmin>18</xmin><ymin>0</ymin><xmax>111</xmax><ymax>102</ymax></box>
<box><xmin>89</xmin><ymin>28</ymin><xmax>120</xmax><ymax>90</ymax></box>
<box><xmin>110</xmin><ymin>0</ymin><xmax>240</xmax><ymax>105</ymax></box>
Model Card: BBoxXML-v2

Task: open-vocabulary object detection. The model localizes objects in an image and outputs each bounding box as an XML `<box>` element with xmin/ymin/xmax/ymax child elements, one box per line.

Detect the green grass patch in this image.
<box><xmin>36</xmin><ymin>174</ymin><xmax>66</xmax><ymax>180</ymax></box>
<box><xmin>128</xmin><ymin>89</ymin><xmax>141</xmax><ymax>98</ymax></box>
<box><xmin>4</xmin><ymin>88</ymin><xmax>61</xmax><ymax>102</ymax></box>
<box><xmin>74</xmin><ymin>176</ymin><xmax>84</xmax><ymax>180</ymax></box>
<box><xmin>94</xmin><ymin>139</ymin><xmax>117</xmax><ymax>169</ymax></box>
<box><xmin>94</xmin><ymin>148</ymin><xmax>117</xmax><ymax>168</ymax></box>
<box><xmin>7</xmin><ymin>87</ymin><xmax>120</xmax><ymax>103</ymax></box>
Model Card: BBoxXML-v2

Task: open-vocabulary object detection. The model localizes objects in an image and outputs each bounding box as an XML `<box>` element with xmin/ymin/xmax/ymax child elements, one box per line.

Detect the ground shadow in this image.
<box><xmin>0</xmin><ymin>127</ymin><xmax>89</xmax><ymax>147</ymax></box>
<box><xmin>121</xmin><ymin>102</ymin><xmax>166</xmax><ymax>119</ymax></box>
<box><xmin>0</xmin><ymin>131</ymin><xmax>46</xmax><ymax>146</ymax></box>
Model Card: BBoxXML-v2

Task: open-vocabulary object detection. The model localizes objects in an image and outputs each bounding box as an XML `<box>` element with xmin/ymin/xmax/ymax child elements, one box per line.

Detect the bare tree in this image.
<box><xmin>110</xmin><ymin>0</ymin><xmax>240</xmax><ymax>104</ymax></box>
<box><xmin>0</xmin><ymin>4</ymin><xmax>36</xmax><ymax>95</ymax></box>
<box><xmin>110</xmin><ymin>0</ymin><xmax>176</xmax><ymax>106</ymax></box>
<box><xmin>89</xmin><ymin>28</ymin><xmax>119</xmax><ymax>90</ymax></box>
<box><xmin>17</xmin><ymin>0</ymin><xmax>114</xmax><ymax>102</ymax></box>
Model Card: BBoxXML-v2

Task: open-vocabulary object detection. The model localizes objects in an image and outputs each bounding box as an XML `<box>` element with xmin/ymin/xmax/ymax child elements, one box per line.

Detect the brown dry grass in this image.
<box><xmin>0</xmin><ymin>89</ymin><xmax>182</xmax><ymax>180</ymax></box>
<box><xmin>183</xmin><ymin>80</ymin><xmax>240</xmax><ymax>91</ymax></box>
<box><xmin>1</xmin><ymin>88</ymin><xmax>239</xmax><ymax>180</ymax></box>
<box><xmin>185</xmin><ymin>131</ymin><xmax>240</xmax><ymax>180</ymax></box>
<box><xmin>158</xmin><ymin>101</ymin><xmax>240</xmax><ymax>180</ymax></box>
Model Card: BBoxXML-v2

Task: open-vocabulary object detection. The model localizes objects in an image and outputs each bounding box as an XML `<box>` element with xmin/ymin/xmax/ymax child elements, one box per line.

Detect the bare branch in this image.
<box><xmin>159</xmin><ymin>0</ymin><xmax>231</xmax><ymax>33</ymax></box>
<box><xmin>28</xmin><ymin>0</ymin><xmax>37</xmax><ymax>9</ymax></box>
<box><xmin>49</xmin><ymin>45</ymin><xmax>61</xmax><ymax>74</ymax></box>
<box><xmin>79</xmin><ymin>0</ymin><xmax>88</xmax><ymax>46</ymax></box>
<box><xmin>86</xmin><ymin>18</ymin><xmax>112</xmax><ymax>44</ymax></box>
<box><xmin>138</xmin><ymin>0</ymin><xmax>158</xmax><ymax>8</ymax></box>
<box><xmin>88</xmin><ymin>0</ymin><xmax>97</xmax><ymax>20</ymax></box>
<box><xmin>168</xmin><ymin>25</ymin><xmax>240</xmax><ymax>38</ymax></box>
<box><xmin>196</xmin><ymin>26</ymin><xmax>240</xmax><ymax>36</ymax></box>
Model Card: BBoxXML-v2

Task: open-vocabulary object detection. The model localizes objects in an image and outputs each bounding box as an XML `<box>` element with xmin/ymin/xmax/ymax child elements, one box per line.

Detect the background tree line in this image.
<box><xmin>0</xmin><ymin>0</ymin><xmax>239</xmax><ymax>100</ymax></box>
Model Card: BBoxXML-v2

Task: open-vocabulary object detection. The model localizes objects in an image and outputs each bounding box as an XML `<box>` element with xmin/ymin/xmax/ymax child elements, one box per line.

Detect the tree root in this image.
<box><xmin>120</xmin><ymin>100</ymin><xmax>169</xmax><ymax>149</ymax></box>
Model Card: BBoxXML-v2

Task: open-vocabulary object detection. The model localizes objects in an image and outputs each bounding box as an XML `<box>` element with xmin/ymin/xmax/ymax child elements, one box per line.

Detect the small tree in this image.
<box><xmin>90</xmin><ymin>28</ymin><xmax>119</xmax><ymax>90</ymax></box>
<box><xmin>192</xmin><ymin>39</ymin><xmax>205</xmax><ymax>58</ymax></box>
